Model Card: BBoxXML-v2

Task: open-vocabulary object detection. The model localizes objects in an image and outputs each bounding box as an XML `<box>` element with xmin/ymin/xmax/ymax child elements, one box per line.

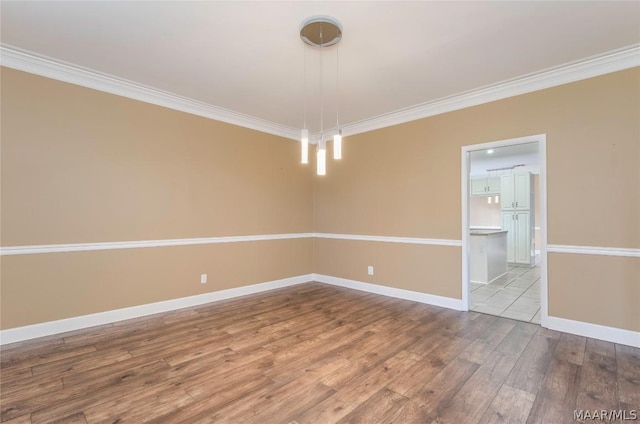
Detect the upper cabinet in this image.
<box><xmin>471</xmin><ymin>176</ymin><xmax>501</xmax><ymax>196</ymax></box>
<box><xmin>500</xmin><ymin>172</ymin><xmax>532</xmax><ymax>210</ymax></box>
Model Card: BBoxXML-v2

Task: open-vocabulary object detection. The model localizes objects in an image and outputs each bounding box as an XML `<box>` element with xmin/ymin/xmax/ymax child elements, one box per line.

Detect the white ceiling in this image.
<box><xmin>1</xmin><ymin>1</ymin><xmax>639</xmax><ymax>136</ymax></box>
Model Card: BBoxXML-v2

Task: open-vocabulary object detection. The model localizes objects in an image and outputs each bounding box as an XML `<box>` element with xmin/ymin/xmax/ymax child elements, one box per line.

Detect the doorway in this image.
<box><xmin>461</xmin><ymin>135</ymin><xmax>548</xmax><ymax>326</ymax></box>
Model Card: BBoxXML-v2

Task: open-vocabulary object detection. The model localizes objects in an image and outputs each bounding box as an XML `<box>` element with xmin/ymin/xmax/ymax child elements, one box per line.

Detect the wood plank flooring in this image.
<box><xmin>1</xmin><ymin>282</ymin><xmax>638</xmax><ymax>423</ymax></box>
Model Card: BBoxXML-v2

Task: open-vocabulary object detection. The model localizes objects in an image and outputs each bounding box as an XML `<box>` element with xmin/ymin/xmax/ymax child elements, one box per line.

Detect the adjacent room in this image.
<box><xmin>468</xmin><ymin>143</ymin><xmax>542</xmax><ymax>323</ymax></box>
<box><xmin>1</xmin><ymin>2</ymin><xmax>639</xmax><ymax>423</ymax></box>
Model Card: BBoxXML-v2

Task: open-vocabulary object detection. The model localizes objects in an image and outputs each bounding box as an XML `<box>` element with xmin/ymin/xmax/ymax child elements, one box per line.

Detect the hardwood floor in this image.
<box><xmin>1</xmin><ymin>282</ymin><xmax>638</xmax><ymax>423</ymax></box>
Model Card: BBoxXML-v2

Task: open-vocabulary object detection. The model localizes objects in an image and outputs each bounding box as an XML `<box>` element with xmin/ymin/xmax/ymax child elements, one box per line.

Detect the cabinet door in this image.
<box><xmin>514</xmin><ymin>212</ymin><xmax>531</xmax><ymax>264</ymax></box>
<box><xmin>486</xmin><ymin>176</ymin><xmax>501</xmax><ymax>195</ymax></box>
<box><xmin>501</xmin><ymin>212</ymin><xmax>515</xmax><ymax>263</ymax></box>
<box><xmin>471</xmin><ymin>177</ymin><xmax>488</xmax><ymax>195</ymax></box>
<box><xmin>514</xmin><ymin>173</ymin><xmax>531</xmax><ymax>209</ymax></box>
<box><xmin>500</xmin><ymin>175</ymin><xmax>514</xmax><ymax>210</ymax></box>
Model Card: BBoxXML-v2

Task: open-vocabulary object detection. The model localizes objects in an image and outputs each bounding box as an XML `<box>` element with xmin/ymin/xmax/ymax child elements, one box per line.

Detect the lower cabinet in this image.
<box><xmin>501</xmin><ymin>211</ymin><xmax>533</xmax><ymax>265</ymax></box>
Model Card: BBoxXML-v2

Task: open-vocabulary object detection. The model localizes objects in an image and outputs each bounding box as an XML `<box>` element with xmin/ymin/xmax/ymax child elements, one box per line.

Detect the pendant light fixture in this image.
<box><xmin>300</xmin><ymin>16</ymin><xmax>343</xmax><ymax>175</ymax></box>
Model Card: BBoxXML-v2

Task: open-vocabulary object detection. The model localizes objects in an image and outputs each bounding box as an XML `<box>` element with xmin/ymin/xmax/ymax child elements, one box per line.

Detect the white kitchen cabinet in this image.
<box><xmin>500</xmin><ymin>172</ymin><xmax>532</xmax><ymax>210</ymax></box>
<box><xmin>471</xmin><ymin>176</ymin><xmax>501</xmax><ymax>195</ymax></box>
<box><xmin>501</xmin><ymin>211</ymin><xmax>534</xmax><ymax>265</ymax></box>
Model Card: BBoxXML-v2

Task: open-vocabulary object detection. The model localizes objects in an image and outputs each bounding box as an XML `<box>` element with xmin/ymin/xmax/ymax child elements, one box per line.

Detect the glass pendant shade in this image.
<box><xmin>301</xmin><ymin>129</ymin><xmax>309</xmax><ymax>164</ymax></box>
<box><xmin>317</xmin><ymin>139</ymin><xmax>326</xmax><ymax>176</ymax></box>
<box><xmin>333</xmin><ymin>131</ymin><xmax>342</xmax><ymax>160</ymax></box>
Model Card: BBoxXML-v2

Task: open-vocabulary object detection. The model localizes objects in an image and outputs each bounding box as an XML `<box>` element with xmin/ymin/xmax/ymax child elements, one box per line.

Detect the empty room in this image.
<box><xmin>1</xmin><ymin>2</ymin><xmax>639</xmax><ymax>423</ymax></box>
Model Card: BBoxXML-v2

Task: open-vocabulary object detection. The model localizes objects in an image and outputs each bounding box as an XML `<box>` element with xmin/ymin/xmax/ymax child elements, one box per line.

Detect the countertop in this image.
<box><xmin>469</xmin><ymin>229</ymin><xmax>508</xmax><ymax>235</ymax></box>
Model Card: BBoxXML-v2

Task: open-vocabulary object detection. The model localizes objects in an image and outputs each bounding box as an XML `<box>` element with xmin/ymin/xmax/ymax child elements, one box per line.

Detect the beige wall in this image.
<box><xmin>0</xmin><ymin>68</ymin><xmax>313</xmax><ymax>329</ymax></box>
<box><xmin>1</xmin><ymin>69</ymin><xmax>312</xmax><ymax>245</ymax></box>
<box><xmin>549</xmin><ymin>253</ymin><xmax>639</xmax><ymax>331</ymax></box>
<box><xmin>314</xmin><ymin>238</ymin><xmax>461</xmax><ymax>299</ymax></box>
<box><xmin>1</xmin><ymin>66</ymin><xmax>639</xmax><ymax>333</ymax></box>
<box><xmin>1</xmin><ymin>240</ymin><xmax>312</xmax><ymax>329</ymax></box>
<box><xmin>314</xmin><ymin>67</ymin><xmax>639</xmax><ymax>331</ymax></box>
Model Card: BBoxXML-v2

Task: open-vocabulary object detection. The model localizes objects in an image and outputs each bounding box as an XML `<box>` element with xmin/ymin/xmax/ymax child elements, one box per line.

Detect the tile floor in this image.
<box><xmin>470</xmin><ymin>265</ymin><xmax>541</xmax><ymax>324</ymax></box>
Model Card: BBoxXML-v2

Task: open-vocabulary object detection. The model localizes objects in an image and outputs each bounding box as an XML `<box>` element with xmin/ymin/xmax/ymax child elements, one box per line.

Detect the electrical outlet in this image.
<box><xmin>200</xmin><ymin>274</ymin><xmax>207</xmax><ymax>284</ymax></box>
<box><xmin>367</xmin><ymin>266</ymin><xmax>374</xmax><ymax>275</ymax></box>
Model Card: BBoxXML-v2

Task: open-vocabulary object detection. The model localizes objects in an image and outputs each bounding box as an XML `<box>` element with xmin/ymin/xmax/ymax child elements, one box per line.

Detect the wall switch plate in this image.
<box><xmin>200</xmin><ymin>274</ymin><xmax>207</xmax><ymax>284</ymax></box>
<box><xmin>367</xmin><ymin>266</ymin><xmax>374</xmax><ymax>275</ymax></box>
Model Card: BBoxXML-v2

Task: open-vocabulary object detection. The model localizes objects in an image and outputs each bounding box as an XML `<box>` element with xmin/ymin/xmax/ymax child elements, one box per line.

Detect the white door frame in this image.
<box><xmin>461</xmin><ymin>134</ymin><xmax>548</xmax><ymax>327</ymax></box>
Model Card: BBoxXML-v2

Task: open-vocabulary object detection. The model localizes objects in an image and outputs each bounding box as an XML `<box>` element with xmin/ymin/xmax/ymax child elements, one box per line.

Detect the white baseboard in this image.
<box><xmin>313</xmin><ymin>273</ymin><xmax>464</xmax><ymax>311</ymax></box>
<box><xmin>0</xmin><ymin>274</ymin><xmax>312</xmax><ymax>345</ymax></box>
<box><xmin>544</xmin><ymin>316</ymin><xmax>640</xmax><ymax>348</ymax></box>
<box><xmin>3</xmin><ymin>273</ymin><xmax>637</xmax><ymax>349</ymax></box>
<box><xmin>314</xmin><ymin>274</ymin><xmax>639</xmax><ymax>348</ymax></box>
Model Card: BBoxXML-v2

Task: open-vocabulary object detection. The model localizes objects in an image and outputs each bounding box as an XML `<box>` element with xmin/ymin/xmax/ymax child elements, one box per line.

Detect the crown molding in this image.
<box><xmin>1</xmin><ymin>44</ymin><xmax>638</xmax><ymax>141</ymax></box>
<box><xmin>0</xmin><ymin>45</ymin><xmax>300</xmax><ymax>141</ymax></box>
<box><xmin>342</xmin><ymin>44</ymin><xmax>640</xmax><ymax>137</ymax></box>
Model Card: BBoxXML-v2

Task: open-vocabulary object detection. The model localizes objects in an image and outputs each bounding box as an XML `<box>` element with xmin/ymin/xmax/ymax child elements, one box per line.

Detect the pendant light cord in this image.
<box><xmin>336</xmin><ymin>44</ymin><xmax>339</xmax><ymax>128</ymax></box>
<box><xmin>319</xmin><ymin>25</ymin><xmax>324</xmax><ymax>144</ymax></box>
<box><xmin>303</xmin><ymin>42</ymin><xmax>306</xmax><ymax>129</ymax></box>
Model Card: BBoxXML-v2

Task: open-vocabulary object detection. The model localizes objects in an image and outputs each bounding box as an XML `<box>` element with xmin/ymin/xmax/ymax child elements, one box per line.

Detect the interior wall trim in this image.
<box><xmin>313</xmin><ymin>274</ymin><xmax>464</xmax><ymax>311</ymax></box>
<box><xmin>2</xmin><ymin>273</ymin><xmax>637</xmax><ymax>348</ymax></box>
<box><xmin>547</xmin><ymin>244</ymin><xmax>640</xmax><ymax>258</ymax></box>
<box><xmin>545</xmin><ymin>316</ymin><xmax>640</xmax><ymax>348</ymax></box>
<box><xmin>2</xmin><ymin>43</ymin><xmax>638</xmax><ymax>141</ymax></box>
<box><xmin>316</xmin><ymin>274</ymin><xmax>640</xmax><ymax>348</ymax></box>
<box><xmin>0</xmin><ymin>45</ymin><xmax>300</xmax><ymax>141</ymax></box>
<box><xmin>0</xmin><ymin>233</ymin><xmax>314</xmax><ymax>256</ymax></box>
<box><xmin>0</xmin><ymin>274</ymin><xmax>312</xmax><ymax>345</ymax></box>
<box><xmin>313</xmin><ymin>233</ymin><xmax>463</xmax><ymax>247</ymax></box>
<box><xmin>4</xmin><ymin>235</ymin><xmax>638</xmax><ymax>257</ymax></box>
<box><xmin>341</xmin><ymin>45</ymin><xmax>640</xmax><ymax>137</ymax></box>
